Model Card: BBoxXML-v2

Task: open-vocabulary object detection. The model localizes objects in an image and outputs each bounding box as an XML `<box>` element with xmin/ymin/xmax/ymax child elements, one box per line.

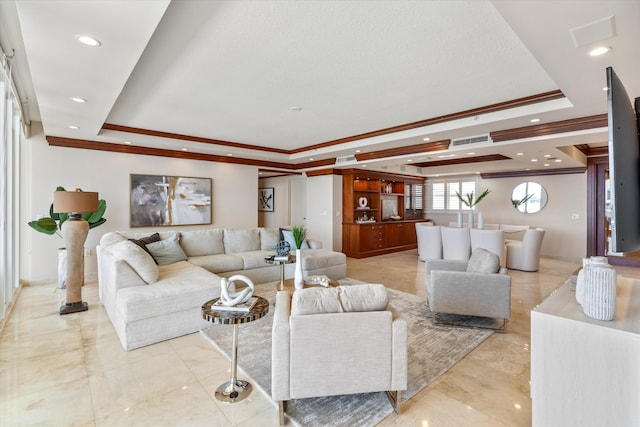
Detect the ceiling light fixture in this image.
<box><xmin>355</xmin><ymin>149</ymin><xmax>361</xmax><ymax>153</ymax></box>
<box><xmin>407</xmin><ymin>159</ymin><xmax>413</xmax><ymax>162</ymax></box>
<box><xmin>544</xmin><ymin>163</ymin><xmax>551</xmax><ymax>167</ymax></box>
<box><xmin>290</xmin><ymin>106</ymin><xmax>302</xmax><ymax>112</ymax></box>
<box><xmin>589</xmin><ymin>46</ymin><xmax>611</xmax><ymax>56</ymax></box>
<box><xmin>530</xmin><ymin>118</ymin><xmax>541</xmax><ymax>123</ymax></box>
<box><xmin>124</xmin><ymin>141</ymin><xmax>132</xmax><ymax>145</ymax></box>
<box><xmin>467</xmin><ymin>152</ymin><xmax>475</xmax><ymax>155</ymax></box>
<box><xmin>71</xmin><ymin>97</ymin><xmax>87</xmax><ymax>103</ymax></box>
<box><xmin>76</xmin><ymin>35</ymin><xmax>101</xmax><ymax>46</ymax></box>
<box><xmin>517</xmin><ymin>152</ymin><xmax>524</xmax><ymax>156</ymax></box>
<box><xmin>68</xmin><ymin>125</ymin><xmax>79</xmax><ymax>129</ymax></box>
<box><xmin>531</xmin><ymin>159</ymin><xmax>538</xmax><ymax>162</ymax></box>
<box><xmin>423</xmin><ymin>137</ymin><xmax>430</xmax><ymax>141</ymax></box>
<box><xmin>309</xmin><ymin>158</ymin><xmax>314</xmax><ymax>161</ymax></box>
<box><xmin>555</xmin><ymin>159</ymin><xmax>562</xmax><ymax>163</ymax></box>
<box><xmin>227</xmin><ymin>153</ymin><xmax>233</xmax><ymax>156</ymax></box>
<box><xmin>181</xmin><ymin>148</ymin><xmax>188</xmax><ymax>151</ymax></box>
<box><xmin>544</xmin><ymin>154</ymin><xmax>552</xmax><ymax>158</ymax></box>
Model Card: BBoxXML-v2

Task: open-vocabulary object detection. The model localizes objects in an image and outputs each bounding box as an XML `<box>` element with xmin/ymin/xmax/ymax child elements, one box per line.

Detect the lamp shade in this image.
<box><xmin>53</xmin><ymin>190</ymin><xmax>99</xmax><ymax>214</ymax></box>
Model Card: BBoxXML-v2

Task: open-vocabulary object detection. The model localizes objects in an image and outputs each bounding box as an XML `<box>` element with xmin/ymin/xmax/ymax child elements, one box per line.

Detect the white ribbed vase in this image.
<box><xmin>582</xmin><ymin>257</ymin><xmax>617</xmax><ymax>321</ymax></box>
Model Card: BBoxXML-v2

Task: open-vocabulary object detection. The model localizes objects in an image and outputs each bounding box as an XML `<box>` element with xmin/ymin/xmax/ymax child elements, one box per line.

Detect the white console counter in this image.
<box><xmin>531</xmin><ymin>276</ymin><xmax>640</xmax><ymax>427</ymax></box>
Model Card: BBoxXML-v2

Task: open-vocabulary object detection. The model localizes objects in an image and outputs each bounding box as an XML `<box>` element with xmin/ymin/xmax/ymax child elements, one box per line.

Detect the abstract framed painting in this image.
<box><xmin>130</xmin><ymin>174</ymin><xmax>212</xmax><ymax>227</ymax></box>
<box><xmin>258</xmin><ymin>187</ymin><xmax>274</xmax><ymax>212</ymax></box>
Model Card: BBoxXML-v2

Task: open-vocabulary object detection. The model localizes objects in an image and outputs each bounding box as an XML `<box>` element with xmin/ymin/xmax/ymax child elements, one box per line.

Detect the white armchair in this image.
<box><xmin>470</xmin><ymin>228</ymin><xmax>506</xmax><ymax>267</ymax></box>
<box><xmin>425</xmin><ymin>248</ymin><xmax>511</xmax><ymax>332</ymax></box>
<box><xmin>416</xmin><ymin>223</ymin><xmax>442</xmax><ymax>261</ymax></box>
<box><xmin>271</xmin><ymin>285</ymin><xmax>407</xmax><ymax>425</ymax></box>
<box><xmin>506</xmin><ymin>228</ymin><xmax>545</xmax><ymax>271</ymax></box>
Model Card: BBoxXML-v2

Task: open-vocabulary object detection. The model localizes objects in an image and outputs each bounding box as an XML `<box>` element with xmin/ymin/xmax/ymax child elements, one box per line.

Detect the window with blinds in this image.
<box><xmin>428</xmin><ymin>177</ymin><xmax>478</xmax><ymax>212</ymax></box>
<box><xmin>404</xmin><ymin>183</ymin><xmax>424</xmax><ymax>219</ymax></box>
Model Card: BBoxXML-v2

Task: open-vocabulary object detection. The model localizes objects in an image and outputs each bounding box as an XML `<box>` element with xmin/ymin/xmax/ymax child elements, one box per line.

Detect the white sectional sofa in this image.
<box><xmin>97</xmin><ymin>227</ymin><xmax>347</xmax><ymax>350</ymax></box>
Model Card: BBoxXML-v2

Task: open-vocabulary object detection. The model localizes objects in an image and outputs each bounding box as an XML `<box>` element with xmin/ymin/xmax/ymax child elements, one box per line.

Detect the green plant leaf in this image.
<box><xmin>291</xmin><ymin>225</ymin><xmax>307</xmax><ymax>249</ymax></box>
<box><xmin>28</xmin><ymin>217</ymin><xmax>58</xmax><ymax>235</ymax></box>
<box><xmin>88</xmin><ymin>218</ymin><xmax>107</xmax><ymax>229</ymax></box>
<box><xmin>84</xmin><ymin>199</ymin><xmax>107</xmax><ymax>223</ymax></box>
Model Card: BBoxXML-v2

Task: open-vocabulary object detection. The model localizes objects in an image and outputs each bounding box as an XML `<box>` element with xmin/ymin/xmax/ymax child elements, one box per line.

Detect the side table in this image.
<box><xmin>201</xmin><ymin>296</ymin><xmax>269</xmax><ymax>403</ymax></box>
<box><xmin>265</xmin><ymin>255</ymin><xmax>295</xmax><ymax>291</ymax></box>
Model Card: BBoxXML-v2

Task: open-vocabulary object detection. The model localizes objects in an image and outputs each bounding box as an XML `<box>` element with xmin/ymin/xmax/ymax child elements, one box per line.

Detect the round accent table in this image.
<box><xmin>201</xmin><ymin>296</ymin><xmax>269</xmax><ymax>403</ymax></box>
<box><xmin>264</xmin><ymin>255</ymin><xmax>295</xmax><ymax>291</ymax></box>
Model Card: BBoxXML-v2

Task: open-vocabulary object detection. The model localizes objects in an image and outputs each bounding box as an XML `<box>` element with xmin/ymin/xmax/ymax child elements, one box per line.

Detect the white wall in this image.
<box><xmin>258</xmin><ymin>176</ymin><xmax>291</xmax><ymax>228</ymax></box>
<box><xmin>427</xmin><ymin>173</ymin><xmax>587</xmax><ymax>262</ymax></box>
<box><xmin>306</xmin><ymin>174</ymin><xmax>342</xmax><ymax>251</ymax></box>
<box><xmin>20</xmin><ymin>123</ymin><xmax>259</xmax><ymax>283</ymax></box>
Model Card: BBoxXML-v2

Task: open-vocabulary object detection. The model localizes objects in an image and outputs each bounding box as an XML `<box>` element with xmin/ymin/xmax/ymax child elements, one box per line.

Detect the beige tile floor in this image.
<box><xmin>1</xmin><ymin>251</ymin><xmax>638</xmax><ymax>426</ymax></box>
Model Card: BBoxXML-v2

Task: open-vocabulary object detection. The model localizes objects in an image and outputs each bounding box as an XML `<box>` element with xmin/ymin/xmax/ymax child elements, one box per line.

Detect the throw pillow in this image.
<box><xmin>146</xmin><ymin>233</ymin><xmax>188</xmax><ymax>265</ymax></box>
<box><xmin>128</xmin><ymin>232</ymin><xmax>161</xmax><ymax>257</ymax></box>
<box><xmin>466</xmin><ymin>248</ymin><xmax>500</xmax><ymax>274</ymax></box>
<box><xmin>110</xmin><ymin>240</ymin><xmax>159</xmax><ymax>284</ymax></box>
<box><xmin>280</xmin><ymin>229</ymin><xmax>310</xmax><ymax>250</ymax></box>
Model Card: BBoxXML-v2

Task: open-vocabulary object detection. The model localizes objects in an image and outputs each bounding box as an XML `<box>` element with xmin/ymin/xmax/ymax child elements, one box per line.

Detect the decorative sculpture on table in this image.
<box><xmin>275</xmin><ymin>240</ymin><xmax>291</xmax><ymax>257</ymax></box>
<box><xmin>220</xmin><ymin>275</ymin><xmax>255</xmax><ymax>306</ymax></box>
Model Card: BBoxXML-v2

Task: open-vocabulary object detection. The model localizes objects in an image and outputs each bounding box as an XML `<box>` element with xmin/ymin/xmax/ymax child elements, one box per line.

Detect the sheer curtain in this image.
<box><xmin>0</xmin><ymin>67</ymin><xmax>23</xmax><ymax>323</ymax></box>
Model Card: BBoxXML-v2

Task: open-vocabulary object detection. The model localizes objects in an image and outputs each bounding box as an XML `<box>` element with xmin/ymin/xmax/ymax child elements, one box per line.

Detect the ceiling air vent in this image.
<box><xmin>336</xmin><ymin>155</ymin><xmax>356</xmax><ymax>163</ymax></box>
<box><xmin>450</xmin><ymin>134</ymin><xmax>492</xmax><ymax>148</ymax></box>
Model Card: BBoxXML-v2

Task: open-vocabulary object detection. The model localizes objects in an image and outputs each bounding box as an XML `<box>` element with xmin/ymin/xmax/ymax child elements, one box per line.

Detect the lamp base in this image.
<box><xmin>59</xmin><ymin>301</ymin><xmax>88</xmax><ymax>315</ymax></box>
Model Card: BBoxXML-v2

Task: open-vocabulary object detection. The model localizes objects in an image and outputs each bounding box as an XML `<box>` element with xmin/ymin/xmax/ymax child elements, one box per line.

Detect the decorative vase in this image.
<box><xmin>457</xmin><ymin>211</ymin><xmax>463</xmax><ymax>228</ymax></box>
<box><xmin>477</xmin><ymin>210</ymin><xmax>484</xmax><ymax>229</ymax></box>
<box><xmin>57</xmin><ymin>248</ymin><xmax>67</xmax><ymax>289</ymax></box>
<box><xmin>294</xmin><ymin>249</ymin><xmax>304</xmax><ymax>290</ymax></box>
<box><xmin>467</xmin><ymin>210</ymin><xmax>474</xmax><ymax>229</ymax></box>
<box><xmin>582</xmin><ymin>256</ymin><xmax>617</xmax><ymax>321</ymax></box>
<box><xmin>575</xmin><ymin>257</ymin><xmax>591</xmax><ymax>306</ymax></box>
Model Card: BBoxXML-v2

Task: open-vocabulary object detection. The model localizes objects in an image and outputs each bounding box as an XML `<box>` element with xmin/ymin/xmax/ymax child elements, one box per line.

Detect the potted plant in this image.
<box><xmin>291</xmin><ymin>225</ymin><xmax>307</xmax><ymax>289</ymax></box>
<box><xmin>28</xmin><ymin>186</ymin><xmax>107</xmax><ymax>288</ymax></box>
<box><xmin>455</xmin><ymin>188</ymin><xmax>490</xmax><ymax>228</ymax></box>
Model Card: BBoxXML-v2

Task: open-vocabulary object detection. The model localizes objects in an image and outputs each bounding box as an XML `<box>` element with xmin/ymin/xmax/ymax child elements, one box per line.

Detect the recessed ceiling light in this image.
<box><xmin>467</xmin><ymin>152</ymin><xmax>475</xmax><ymax>155</ymax></box>
<box><xmin>355</xmin><ymin>149</ymin><xmax>361</xmax><ymax>153</ymax></box>
<box><xmin>290</xmin><ymin>106</ymin><xmax>302</xmax><ymax>112</ymax></box>
<box><xmin>437</xmin><ymin>154</ymin><xmax>456</xmax><ymax>159</ymax></box>
<box><xmin>530</xmin><ymin>118</ymin><xmax>541</xmax><ymax>123</ymax></box>
<box><xmin>182</xmin><ymin>148</ymin><xmax>188</xmax><ymax>151</ymax></box>
<box><xmin>544</xmin><ymin>163</ymin><xmax>551</xmax><ymax>167</ymax></box>
<box><xmin>407</xmin><ymin>159</ymin><xmax>413</xmax><ymax>162</ymax></box>
<box><xmin>544</xmin><ymin>154</ymin><xmax>552</xmax><ymax>158</ymax></box>
<box><xmin>423</xmin><ymin>137</ymin><xmax>430</xmax><ymax>141</ymax></box>
<box><xmin>71</xmin><ymin>97</ymin><xmax>87</xmax><ymax>103</ymax></box>
<box><xmin>531</xmin><ymin>159</ymin><xmax>538</xmax><ymax>162</ymax></box>
<box><xmin>517</xmin><ymin>152</ymin><xmax>524</xmax><ymax>156</ymax></box>
<box><xmin>309</xmin><ymin>158</ymin><xmax>314</xmax><ymax>161</ymax></box>
<box><xmin>124</xmin><ymin>141</ymin><xmax>132</xmax><ymax>145</ymax></box>
<box><xmin>76</xmin><ymin>35</ymin><xmax>101</xmax><ymax>46</ymax></box>
<box><xmin>555</xmin><ymin>159</ymin><xmax>562</xmax><ymax>163</ymax></box>
<box><xmin>68</xmin><ymin>125</ymin><xmax>79</xmax><ymax>129</ymax></box>
<box><xmin>227</xmin><ymin>153</ymin><xmax>233</xmax><ymax>156</ymax></box>
<box><xmin>589</xmin><ymin>46</ymin><xmax>611</xmax><ymax>56</ymax></box>
<box><xmin>362</xmin><ymin>164</ymin><xmax>367</xmax><ymax>168</ymax></box>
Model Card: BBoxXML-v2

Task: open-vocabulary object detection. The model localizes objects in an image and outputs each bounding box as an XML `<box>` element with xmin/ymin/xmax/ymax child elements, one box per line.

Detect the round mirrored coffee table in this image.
<box><xmin>201</xmin><ymin>296</ymin><xmax>269</xmax><ymax>403</ymax></box>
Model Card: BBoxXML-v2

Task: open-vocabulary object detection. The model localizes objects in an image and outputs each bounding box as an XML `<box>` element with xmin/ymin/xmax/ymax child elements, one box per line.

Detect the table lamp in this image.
<box><xmin>53</xmin><ymin>189</ymin><xmax>98</xmax><ymax>315</ymax></box>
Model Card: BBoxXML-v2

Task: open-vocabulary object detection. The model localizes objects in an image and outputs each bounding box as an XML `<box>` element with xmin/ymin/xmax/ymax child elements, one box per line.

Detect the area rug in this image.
<box><xmin>200</xmin><ymin>279</ymin><xmax>493</xmax><ymax>426</ymax></box>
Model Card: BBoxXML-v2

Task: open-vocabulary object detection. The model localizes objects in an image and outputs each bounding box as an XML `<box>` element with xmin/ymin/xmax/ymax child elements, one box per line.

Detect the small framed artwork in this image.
<box><xmin>130</xmin><ymin>174</ymin><xmax>212</xmax><ymax>227</ymax></box>
<box><xmin>258</xmin><ymin>187</ymin><xmax>274</xmax><ymax>212</ymax></box>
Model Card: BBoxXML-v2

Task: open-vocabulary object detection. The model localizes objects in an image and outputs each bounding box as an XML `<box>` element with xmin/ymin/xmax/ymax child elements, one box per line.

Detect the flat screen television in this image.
<box><xmin>606</xmin><ymin>66</ymin><xmax>640</xmax><ymax>253</ymax></box>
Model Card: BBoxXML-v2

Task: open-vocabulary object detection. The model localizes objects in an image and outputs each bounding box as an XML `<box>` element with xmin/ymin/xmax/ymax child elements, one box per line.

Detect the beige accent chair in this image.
<box><xmin>506</xmin><ymin>228</ymin><xmax>545</xmax><ymax>272</ymax></box>
<box><xmin>425</xmin><ymin>248</ymin><xmax>511</xmax><ymax>332</ymax></box>
<box><xmin>416</xmin><ymin>223</ymin><xmax>442</xmax><ymax>261</ymax></box>
<box><xmin>271</xmin><ymin>285</ymin><xmax>407</xmax><ymax>425</ymax></box>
